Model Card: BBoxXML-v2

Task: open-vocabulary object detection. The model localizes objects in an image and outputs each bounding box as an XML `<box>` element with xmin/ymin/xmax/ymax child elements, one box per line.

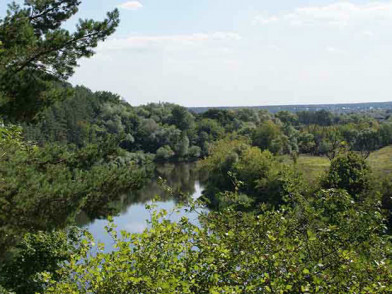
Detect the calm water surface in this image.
<box><xmin>76</xmin><ymin>163</ymin><xmax>206</xmax><ymax>248</ymax></box>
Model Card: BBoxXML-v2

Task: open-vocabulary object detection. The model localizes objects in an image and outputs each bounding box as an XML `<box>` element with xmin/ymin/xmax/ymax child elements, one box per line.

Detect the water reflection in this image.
<box><xmin>76</xmin><ymin>163</ymin><xmax>206</xmax><ymax>248</ymax></box>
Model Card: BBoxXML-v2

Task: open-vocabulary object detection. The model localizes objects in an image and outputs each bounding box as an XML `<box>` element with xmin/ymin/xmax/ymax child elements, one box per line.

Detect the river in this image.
<box><xmin>75</xmin><ymin>162</ymin><xmax>206</xmax><ymax>248</ymax></box>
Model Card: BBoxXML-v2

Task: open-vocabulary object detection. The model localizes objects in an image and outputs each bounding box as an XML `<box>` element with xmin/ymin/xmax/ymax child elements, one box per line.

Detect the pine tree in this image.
<box><xmin>0</xmin><ymin>0</ymin><xmax>120</xmax><ymax>122</ymax></box>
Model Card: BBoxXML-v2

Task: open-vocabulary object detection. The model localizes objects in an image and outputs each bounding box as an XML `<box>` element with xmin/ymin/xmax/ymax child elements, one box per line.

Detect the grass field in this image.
<box><xmin>295</xmin><ymin>155</ymin><xmax>330</xmax><ymax>183</ymax></box>
<box><xmin>367</xmin><ymin>146</ymin><xmax>392</xmax><ymax>177</ymax></box>
<box><xmin>283</xmin><ymin>146</ymin><xmax>392</xmax><ymax>183</ymax></box>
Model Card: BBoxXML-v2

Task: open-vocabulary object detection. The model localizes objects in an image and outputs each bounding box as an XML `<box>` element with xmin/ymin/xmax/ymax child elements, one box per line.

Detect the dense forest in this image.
<box><xmin>21</xmin><ymin>85</ymin><xmax>392</xmax><ymax>162</ymax></box>
<box><xmin>1</xmin><ymin>0</ymin><xmax>392</xmax><ymax>293</ymax></box>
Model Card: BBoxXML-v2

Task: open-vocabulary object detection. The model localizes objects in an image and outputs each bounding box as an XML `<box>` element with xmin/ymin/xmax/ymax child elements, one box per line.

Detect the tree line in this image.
<box><xmin>20</xmin><ymin>85</ymin><xmax>392</xmax><ymax>163</ymax></box>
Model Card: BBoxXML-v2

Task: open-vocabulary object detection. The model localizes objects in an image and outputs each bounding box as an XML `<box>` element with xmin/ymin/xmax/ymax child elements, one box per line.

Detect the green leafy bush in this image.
<box><xmin>201</xmin><ymin>138</ymin><xmax>302</xmax><ymax>208</ymax></box>
<box><xmin>322</xmin><ymin>152</ymin><xmax>371</xmax><ymax>199</ymax></box>
<box><xmin>42</xmin><ymin>191</ymin><xmax>392</xmax><ymax>293</ymax></box>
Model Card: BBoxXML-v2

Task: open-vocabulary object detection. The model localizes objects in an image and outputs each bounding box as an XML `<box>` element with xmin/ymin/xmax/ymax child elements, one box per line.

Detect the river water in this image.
<box><xmin>75</xmin><ymin>163</ymin><xmax>206</xmax><ymax>248</ymax></box>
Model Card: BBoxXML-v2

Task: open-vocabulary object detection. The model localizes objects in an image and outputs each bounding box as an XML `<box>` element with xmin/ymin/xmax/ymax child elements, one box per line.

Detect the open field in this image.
<box><xmin>282</xmin><ymin>146</ymin><xmax>392</xmax><ymax>183</ymax></box>
<box><xmin>367</xmin><ymin>146</ymin><xmax>392</xmax><ymax>177</ymax></box>
<box><xmin>295</xmin><ymin>155</ymin><xmax>330</xmax><ymax>183</ymax></box>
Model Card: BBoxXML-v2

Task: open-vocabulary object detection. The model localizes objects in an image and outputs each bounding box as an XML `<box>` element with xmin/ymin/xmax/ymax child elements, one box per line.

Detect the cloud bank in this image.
<box><xmin>118</xmin><ymin>1</ymin><xmax>143</xmax><ymax>11</ymax></box>
<box><xmin>255</xmin><ymin>1</ymin><xmax>392</xmax><ymax>27</ymax></box>
<box><xmin>99</xmin><ymin>32</ymin><xmax>241</xmax><ymax>51</ymax></box>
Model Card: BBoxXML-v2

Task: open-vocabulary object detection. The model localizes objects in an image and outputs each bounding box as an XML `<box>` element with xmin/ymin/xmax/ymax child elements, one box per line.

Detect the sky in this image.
<box><xmin>3</xmin><ymin>0</ymin><xmax>392</xmax><ymax>107</ymax></box>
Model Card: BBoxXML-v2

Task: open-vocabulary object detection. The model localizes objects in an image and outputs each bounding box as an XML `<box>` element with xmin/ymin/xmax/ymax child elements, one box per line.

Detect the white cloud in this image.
<box><xmin>362</xmin><ymin>30</ymin><xmax>375</xmax><ymax>37</ymax></box>
<box><xmin>253</xmin><ymin>15</ymin><xmax>279</xmax><ymax>25</ymax></box>
<box><xmin>99</xmin><ymin>32</ymin><xmax>241</xmax><ymax>51</ymax></box>
<box><xmin>118</xmin><ymin>1</ymin><xmax>143</xmax><ymax>11</ymax></box>
<box><xmin>326</xmin><ymin>46</ymin><xmax>345</xmax><ymax>54</ymax></box>
<box><xmin>255</xmin><ymin>1</ymin><xmax>392</xmax><ymax>27</ymax></box>
<box><xmin>326</xmin><ymin>46</ymin><xmax>337</xmax><ymax>53</ymax></box>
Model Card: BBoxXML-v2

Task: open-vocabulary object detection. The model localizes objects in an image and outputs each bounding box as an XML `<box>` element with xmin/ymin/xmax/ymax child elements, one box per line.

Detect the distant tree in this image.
<box><xmin>322</xmin><ymin>152</ymin><xmax>371</xmax><ymax>199</ymax></box>
<box><xmin>354</xmin><ymin>128</ymin><xmax>380</xmax><ymax>158</ymax></box>
<box><xmin>202</xmin><ymin>109</ymin><xmax>236</xmax><ymax>131</ymax></box>
<box><xmin>252</xmin><ymin>121</ymin><xmax>284</xmax><ymax>154</ymax></box>
<box><xmin>201</xmin><ymin>138</ymin><xmax>300</xmax><ymax>208</ymax></box>
<box><xmin>258</xmin><ymin>109</ymin><xmax>273</xmax><ymax>122</ymax></box>
<box><xmin>119</xmin><ymin>133</ymin><xmax>135</xmax><ymax>151</ymax></box>
<box><xmin>298</xmin><ymin>132</ymin><xmax>316</xmax><ymax>154</ymax></box>
<box><xmin>339</xmin><ymin>124</ymin><xmax>359</xmax><ymax>148</ymax></box>
<box><xmin>236</xmin><ymin>108</ymin><xmax>260</xmax><ymax>124</ymax></box>
<box><xmin>282</xmin><ymin>124</ymin><xmax>299</xmax><ymax>154</ymax></box>
<box><xmin>238</xmin><ymin>122</ymin><xmax>257</xmax><ymax>137</ymax></box>
<box><xmin>196</xmin><ymin>119</ymin><xmax>224</xmax><ymax>140</ymax></box>
<box><xmin>275</xmin><ymin>111</ymin><xmax>298</xmax><ymax>125</ymax></box>
<box><xmin>156</xmin><ymin>145</ymin><xmax>175</xmax><ymax>161</ymax></box>
<box><xmin>188</xmin><ymin>145</ymin><xmax>201</xmax><ymax>160</ymax></box>
<box><xmin>315</xmin><ymin>110</ymin><xmax>334</xmax><ymax>126</ymax></box>
<box><xmin>321</xmin><ymin>127</ymin><xmax>345</xmax><ymax>160</ymax></box>
<box><xmin>195</xmin><ymin>118</ymin><xmax>224</xmax><ymax>155</ymax></box>
<box><xmin>380</xmin><ymin>122</ymin><xmax>392</xmax><ymax>146</ymax></box>
<box><xmin>174</xmin><ymin>135</ymin><xmax>189</xmax><ymax>159</ymax></box>
<box><xmin>169</xmin><ymin>105</ymin><xmax>195</xmax><ymax>132</ymax></box>
<box><xmin>298</xmin><ymin>110</ymin><xmax>333</xmax><ymax>126</ymax></box>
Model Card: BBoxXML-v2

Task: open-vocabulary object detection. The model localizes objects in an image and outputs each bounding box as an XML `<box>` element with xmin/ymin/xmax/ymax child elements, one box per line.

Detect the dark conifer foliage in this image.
<box><xmin>0</xmin><ymin>0</ymin><xmax>119</xmax><ymax>121</ymax></box>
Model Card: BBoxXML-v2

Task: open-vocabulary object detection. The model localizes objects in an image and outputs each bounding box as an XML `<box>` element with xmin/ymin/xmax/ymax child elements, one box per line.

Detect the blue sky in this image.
<box><xmin>3</xmin><ymin>0</ymin><xmax>392</xmax><ymax>106</ymax></box>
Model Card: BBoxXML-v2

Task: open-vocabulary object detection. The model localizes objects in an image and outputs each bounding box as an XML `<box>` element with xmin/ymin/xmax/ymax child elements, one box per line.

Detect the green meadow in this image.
<box><xmin>283</xmin><ymin>146</ymin><xmax>392</xmax><ymax>183</ymax></box>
